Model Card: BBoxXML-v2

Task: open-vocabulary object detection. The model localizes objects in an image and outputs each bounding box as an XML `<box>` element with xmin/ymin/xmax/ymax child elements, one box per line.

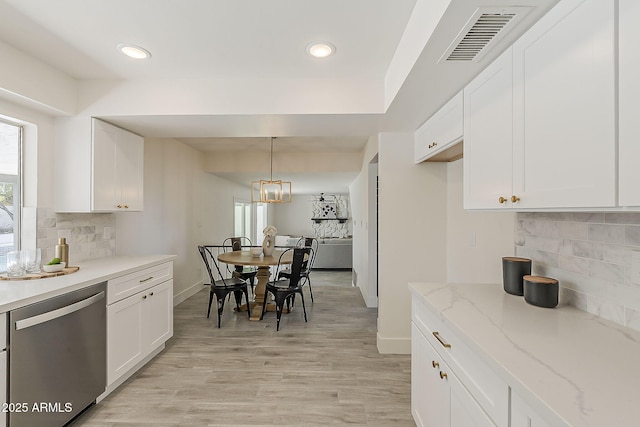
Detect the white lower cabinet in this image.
<box><xmin>106</xmin><ymin>264</ymin><xmax>173</xmax><ymax>387</ymax></box>
<box><xmin>412</xmin><ymin>324</ymin><xmax>495</xmax><ymax>427</ymax></box>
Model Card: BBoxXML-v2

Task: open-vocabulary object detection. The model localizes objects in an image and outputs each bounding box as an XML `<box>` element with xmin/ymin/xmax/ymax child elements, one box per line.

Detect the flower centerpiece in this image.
<box><xmin>262</xmin><ymin>225</ymin><xmax>277</xmax><ymax>257</ymax></box>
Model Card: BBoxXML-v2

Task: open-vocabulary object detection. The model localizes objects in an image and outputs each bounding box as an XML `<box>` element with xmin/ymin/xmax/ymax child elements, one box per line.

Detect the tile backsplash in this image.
<box><xmin>36</xmin><ymin>208</ymin><xmax>115</xmax><ymax>264</ymax></box>
<box><xmin>515</xmin><ymin>212</ymin><xmax>640</xmax><ymax>332</ymax></box>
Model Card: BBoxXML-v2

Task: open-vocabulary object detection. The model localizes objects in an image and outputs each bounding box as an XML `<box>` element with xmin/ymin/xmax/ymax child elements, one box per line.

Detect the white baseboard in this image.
<box><xmin>356</xmin><ymin>283</ymin><xmax>378</xmax><ymax>308</ymax></box>
<box><xmin>377</xmin><ymin>332</ymin><xmax>411</xmax><ymax>354</ymax></box>
<box><xmin>173</xmin><ymin>280</ymin><xmax>206</xmax><ymax>306</ymax></box>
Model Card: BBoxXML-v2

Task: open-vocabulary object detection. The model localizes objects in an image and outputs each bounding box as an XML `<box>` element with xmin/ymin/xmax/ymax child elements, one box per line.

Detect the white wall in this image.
<box><xmin>350</xmin><ymin>136</ymin><xmax>380</xmax><ymax>307</ymax></box>
<box><xmin>116</xmin><ymin>137</ymin><xmax>251</xmax><ymax>305</ymax></box>
<box><xmin>272</xmin><ymin>195</ymin><xmax>316</xmax><ymax>238</ymax></box>
<box><xmin>377</xmin><ymin>132</ymin><xmax>448</xmax><ymax>354</ymax></box>
<box><xmin>446</xmin><ymin>159</ymin><xmax>515</xmax><ymax>282</ymax></box>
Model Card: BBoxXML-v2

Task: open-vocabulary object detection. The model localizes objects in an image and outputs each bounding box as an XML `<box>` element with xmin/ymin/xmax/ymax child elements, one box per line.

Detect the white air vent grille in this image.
<box><xmin>439</xmin><ymin>7</ymin><xmax>531</xmax><ymax>63</ymax></box>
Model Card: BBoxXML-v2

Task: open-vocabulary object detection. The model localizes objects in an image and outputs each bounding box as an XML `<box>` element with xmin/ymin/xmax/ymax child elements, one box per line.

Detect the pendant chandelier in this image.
<box><xmin>251</xmin><ymin>137</ymin><xmax>292</xmax><ymax>203</ymax></box>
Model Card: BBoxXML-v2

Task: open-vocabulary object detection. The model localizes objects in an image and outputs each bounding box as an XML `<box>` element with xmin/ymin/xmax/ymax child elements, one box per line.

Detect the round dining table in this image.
<box><xmin>217</xmin><ymin>249</ymin><xmax>293</xmax><ymax>321</ymax></box>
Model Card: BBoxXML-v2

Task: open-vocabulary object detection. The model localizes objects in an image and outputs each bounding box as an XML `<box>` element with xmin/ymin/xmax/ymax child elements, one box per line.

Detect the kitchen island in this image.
<box><xmin>409</xmin><ymin>282</ymin><xmax>640</xmax><ymax>427</ymax></box>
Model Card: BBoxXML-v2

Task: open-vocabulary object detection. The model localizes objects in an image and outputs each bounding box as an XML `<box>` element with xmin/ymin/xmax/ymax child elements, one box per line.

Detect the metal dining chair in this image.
<box><xmin>276</xmin><ymin>237</ymin><xmax>318</xmax><ymax>302</ymax></box>
<box><xmin>198</xmin><ymin>245</ymin><xmax>251</xmax><ymax>328</ymax></box>
<box><xmin>261</xmin><ymin>246</ymin><xmax>312</xmax><ymax>331</ymax></box>
<box><xmin>222</xmin><ymin>237</ymin><xmax>258</xmax><ymax>295</ymax></box>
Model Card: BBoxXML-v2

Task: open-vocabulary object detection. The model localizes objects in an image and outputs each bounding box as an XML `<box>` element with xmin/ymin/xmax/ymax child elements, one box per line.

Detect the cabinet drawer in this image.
<box><xmin>0</xmin><ymin>313</ymin><xmax>6</xmax><ymax>351</ymax></box>
<box><xmin>107</xmin><ymin>262</ymin><xmax>173</xmax><ymax>305</ymax></box>
<box><xmin>413</xmin><ymin>297</ymin><xmax>509</xmax><ymax>427</ymax></box>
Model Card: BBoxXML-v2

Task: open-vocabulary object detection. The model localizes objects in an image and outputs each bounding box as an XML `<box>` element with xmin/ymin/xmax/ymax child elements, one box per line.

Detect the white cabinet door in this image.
<box><xmin>92</xmin><ymin>118</ymin><xmax>120</xmax><ymax>211</ymax></box>
<box><xmin>107</xmin><ymin>290</ymin><xmax>145</xmax><ymax>385</ymax></box>
<box><xmin>619</xmin><ymin>0</ymin><xmax>640</xmax><ymax>206</ymax></box>
<box><xmin>512</xmin><ymin>0</ymin><xmax>616</xmax><ymax>208</ymax></box>
<box><xmin>511</xmin><ymin>392</ymin><xmax>552</xmax><ymax>427</ymax></box>
<box><xmin>450</xmin><ymin>372</ymin><xmax>496</xmax><ymax>427</ymax></box>
<box><xmin>463</xmin><ymin>47</ymin><xmax>514</xmax><ymax>209</ymax></box>
<box><xmin>412</xmin><ymin>324</ymin><xmax>450</xmax><ymax>427</ymax></box>
<box><xmin>144</xmin><ymin>279</ymin><xmax>173</xmax><ymax>350</ymax></box>
<box><xmin>415</xmin><ymin>91</ymin><xmax>463</xmax><ymax>163</ymax></box>
<box><xmin>117</xmin><ymin>126</ymin><xmax>144</xmax><ymax>211</ymax></box>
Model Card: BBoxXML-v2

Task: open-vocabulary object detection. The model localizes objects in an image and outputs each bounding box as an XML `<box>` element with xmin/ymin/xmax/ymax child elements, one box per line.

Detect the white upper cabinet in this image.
<box><xmin>511</xmin><ymin>0</ymin><xmax>616</xmax><ymax>208</ymax></box>
<box><xmin>464</xmin><ymin>48</ymin><xmax>514</xmax><ymax>209</ymax></box>
<box><xmin>415</xmin><ymin>91</ymin><xmax>463</xmax><ymax>163</ymax></box>
<box><xmin>618</xmin><ymin>0</ymin><xmax>640</xmax><ymax>206</ymax></box>
<box><xmin>55</xmin><ymin>118</ymin><xmax>144</xmax><ymax>212</ymax></box>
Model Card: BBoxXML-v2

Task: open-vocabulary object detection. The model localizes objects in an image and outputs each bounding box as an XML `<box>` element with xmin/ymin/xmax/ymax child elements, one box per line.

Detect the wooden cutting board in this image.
<box><xmin>0</xmin><ymin>266</ymin><xmax>80</xmax><ymax>281</ymax></box>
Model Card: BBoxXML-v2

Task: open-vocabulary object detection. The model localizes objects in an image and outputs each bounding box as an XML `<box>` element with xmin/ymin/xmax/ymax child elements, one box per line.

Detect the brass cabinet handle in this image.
<box><xmin>439</xmin><ymin>371</ymin><xmax>448</xmax><ymax>380</ymax></box>
<box><xmin>432</xmin><ymin>331</ymin><xmax>451</xmax><ymax>349</ymax></box>
<box><xmin>432</xmin><ymin>360</ymin><xmax>439</xmax><ymax>369</ymax></box>
<box><xmin>511</xmin><ymin>195</ymin><xmax>520</xmax><ymax>203</ymax></box>
<box><xmin>140</xmin><ymin>276</ymin><xmax>154</xmax><ymax>283</ymax></box>
<box><xmin>428</xmin><ymin>142</ymin><xmax>438</xmax><ymax>149</ymax></box>
<box><xmin>498</xmin><ymin>196</ymin><xmax>507</xmax><ymax>204</ymax></box>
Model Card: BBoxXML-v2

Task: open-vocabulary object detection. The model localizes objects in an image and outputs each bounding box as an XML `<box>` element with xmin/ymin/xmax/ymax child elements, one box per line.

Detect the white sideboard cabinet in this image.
<box><xmin>55</xmin><ymin>117</ymin><xmax>144</xmax><ymax>212</ymax></box>
<box><xmin>415</xmin><ymin>91</ymin><xmax>463</xmax><ymax>163</ymax></box>
<box><xmin>105</xmin><ymin>262</ymin><xmax>173</xmax><ymax>390</ymax></box>
<box><xmin>412</xmin><ymin>295</ymin><xmax>509</xmax><ymax>427</ymax></box>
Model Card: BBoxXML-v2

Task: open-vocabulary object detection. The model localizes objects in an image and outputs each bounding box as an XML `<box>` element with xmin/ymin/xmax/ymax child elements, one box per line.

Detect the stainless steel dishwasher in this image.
<box><xmin>8</xmin><ymin>282</ymin><xmax>106</xmax><ymax>427</ymax></box>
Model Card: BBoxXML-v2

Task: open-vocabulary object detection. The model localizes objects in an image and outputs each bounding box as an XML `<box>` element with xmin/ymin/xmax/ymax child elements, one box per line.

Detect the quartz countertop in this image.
<box><xmin>0</xmin><ymin>255</ymin><xmax>175</xmax><ymax>312</ymax></box>
<box><xmin>409</xmin><ymin>282</ymin><xmax>640</xmax><ymax>427</ymax></box>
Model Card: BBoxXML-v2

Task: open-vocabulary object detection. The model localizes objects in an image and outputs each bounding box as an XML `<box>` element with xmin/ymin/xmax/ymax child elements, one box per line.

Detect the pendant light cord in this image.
<box><xmin>270</xmin><ymin>137</ymin><xmax>274</xmax><ymax>181</ymax></box>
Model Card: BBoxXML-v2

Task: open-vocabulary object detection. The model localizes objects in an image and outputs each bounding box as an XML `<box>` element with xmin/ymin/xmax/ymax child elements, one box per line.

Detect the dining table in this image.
<box><xmin>217</xmin><ymin>249</ymin><xmax>294</xmax><ymax>321</ymax></box>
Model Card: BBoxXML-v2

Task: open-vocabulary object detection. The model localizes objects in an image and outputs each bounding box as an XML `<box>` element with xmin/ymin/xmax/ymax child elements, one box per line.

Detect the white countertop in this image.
<box><xmin>409</xmin><ymin>282</ymin><xmax>640</xmax><ymax>427</ymax></box>
<box><xmin>0</xmin><ymin>255</ymin><xmax>175</xmax><ymax>312</ymax></box>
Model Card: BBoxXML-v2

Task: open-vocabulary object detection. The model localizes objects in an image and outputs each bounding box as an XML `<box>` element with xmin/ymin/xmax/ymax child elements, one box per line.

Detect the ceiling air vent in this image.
<box><xmin>439</xmin><ymin>7</ymin><xmax>531</xmax><ymax>63</ymax></box>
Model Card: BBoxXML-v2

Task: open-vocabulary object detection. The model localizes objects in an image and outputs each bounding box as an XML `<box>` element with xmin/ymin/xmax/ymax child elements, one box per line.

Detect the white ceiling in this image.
<box><xmin>0</xmin><ymin>0</ymin><xmax>559</xmax><ymax>194</ymax></box>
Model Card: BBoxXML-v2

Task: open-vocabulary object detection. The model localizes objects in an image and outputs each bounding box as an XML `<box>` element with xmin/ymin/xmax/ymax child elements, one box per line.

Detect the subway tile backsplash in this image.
<box><xmin>36</xmin><ymin>208</ymin><xmax>115</xmax><ymax>264</ymax></box>
<box><xmin>515</xmin><ymin>212</ymin><xmax>640</xmax><ymax>333</ymax></box>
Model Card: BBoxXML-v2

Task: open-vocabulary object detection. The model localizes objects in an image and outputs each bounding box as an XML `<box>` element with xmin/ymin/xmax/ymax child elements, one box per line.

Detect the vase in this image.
<box><xmin>262</xmin><ymin>235</ymin><xmax>276</xmax><ymax>257</ymax></box>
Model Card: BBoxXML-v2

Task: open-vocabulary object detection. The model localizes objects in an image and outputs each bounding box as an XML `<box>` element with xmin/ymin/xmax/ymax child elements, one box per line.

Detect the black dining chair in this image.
<box><xmin>261</xmin><ymin>246</ymin><xmax>312</xmax><ymax>331</ymax></box>
<box><xmin>277</xmin><ymin>236</ymin><xmax>318</xmax><ymax>302</ymax></box>
<box><xmin>198</xmin><ymin>245</ymin><xmax>251</xmax><ymax>328</ymax></box>
<box><xmin>222</xmin><ymin>237</ymin><xmax>258</xmax><ymax>295</ymax></box>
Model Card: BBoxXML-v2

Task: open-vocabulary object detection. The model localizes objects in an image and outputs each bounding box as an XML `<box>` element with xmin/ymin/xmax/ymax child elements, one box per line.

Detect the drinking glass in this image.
<box><xmin>6</xmin><ymin>250</ymin><xmax>26</xmax><ymax>277</ymax></box>
<box><xmin>24</xmin><ymin>248</ymin><xmax>42</xmax><ymax>274</ymax></box>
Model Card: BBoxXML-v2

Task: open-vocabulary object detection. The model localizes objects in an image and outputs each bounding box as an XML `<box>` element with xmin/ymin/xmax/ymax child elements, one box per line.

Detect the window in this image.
<box><xmin>234</xmin><ymin>200</ymin><xmax>267</xmax><ymax>245</ymax></box>
<box><xmin>0</xmin><ymin>120</ymin><xmax>22</xmax><ymax>272</ymax></box>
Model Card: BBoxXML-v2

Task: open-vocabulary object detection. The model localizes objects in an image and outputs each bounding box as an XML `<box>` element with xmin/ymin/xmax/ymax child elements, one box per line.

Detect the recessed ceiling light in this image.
<box><xmin>117</xmin><ymin>44</ymin><xmax>151</xmax><ymax>59</ymax></box>
<box><xmin>306</xmin><ymin>42</ymin><xmax>335</xmax><ymax>58</ymax></box>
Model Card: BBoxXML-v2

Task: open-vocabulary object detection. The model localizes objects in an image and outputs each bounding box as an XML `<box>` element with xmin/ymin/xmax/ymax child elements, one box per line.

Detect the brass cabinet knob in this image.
<box><xmin>439</xmin><ymin>371</ymin><xmax>448</xmax><ymax>380</ymax></box>
<box><xmin>511</xmin><ymin>195</ymin><xmax>520</xmax><ymax>203</ymax></box>
<box><xmin>498</xmin><ymin>197</ymin><xmax>507</xmax><ymax>204</ymax></box>
<box><xmin>149</xmin><ymin>292</ymin><xmax>154</xmax><ymax>296</ymax></box>
<box><xmin>432</xmin><ymin>360</ymin><xmax>439</xmax><ymax>369</ymax></box>
<box><xmin>117</xmin><ymin>204</ymin><xmax>122</xmax><ymax>208</ymax></box>
<box><xmin>142</xmin><ymin>295</ymin><xmax>147</xmax><ymax>300</ymax></box>
<box><xmin>124</xmin><ymin>205</ymin><xmax>129</xmax><ymax>209</ymax></box>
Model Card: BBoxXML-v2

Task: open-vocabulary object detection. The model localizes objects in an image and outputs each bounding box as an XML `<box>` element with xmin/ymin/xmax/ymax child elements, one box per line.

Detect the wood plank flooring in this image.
<box><xmin>71</xmin><ymin>271</ymin><xmax>415</xmax><ymax>426</ymax></box>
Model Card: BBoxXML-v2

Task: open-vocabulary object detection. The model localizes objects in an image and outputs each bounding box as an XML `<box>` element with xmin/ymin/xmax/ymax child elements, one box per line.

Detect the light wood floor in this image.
<box><xmin>72</xmin><ymin>270</ymin><xmax>415</xmax><ymax>426</ymax></box>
